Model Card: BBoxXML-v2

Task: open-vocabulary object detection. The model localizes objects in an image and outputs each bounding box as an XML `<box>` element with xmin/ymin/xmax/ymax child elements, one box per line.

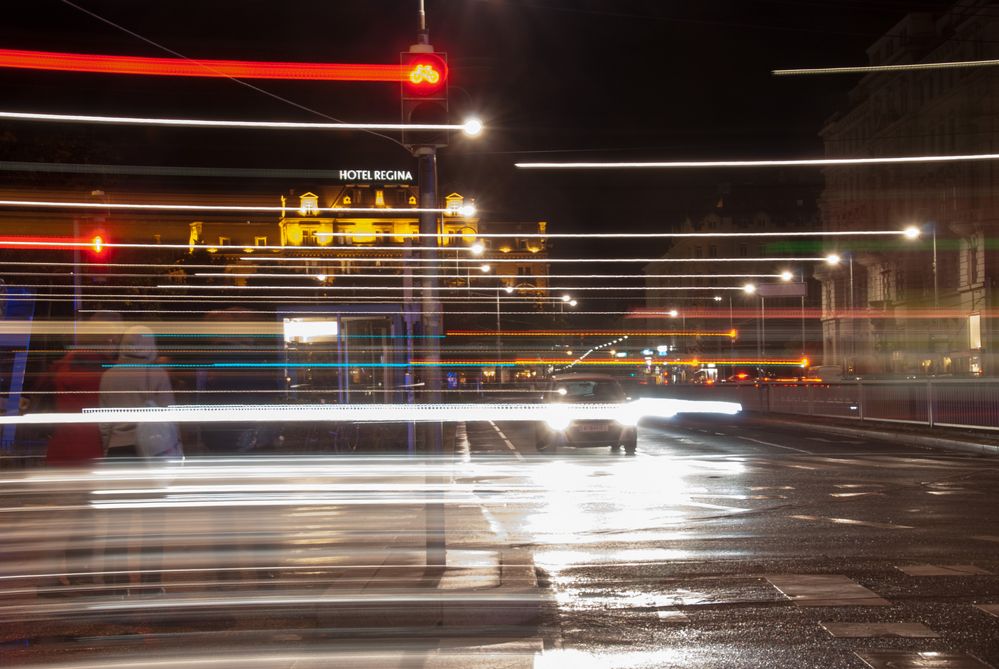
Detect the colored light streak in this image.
<box><xmin>150</xmin><ymin>284</ymin><xmax>750</xmax><ymax>292</ymax></box>
<box><xmin>0</xmin><ymin>399</ymin><xmax>742</xmax><ymax>427</ymax></box>
<box><xmin>0</xmin><ymin>48</ymin><xmax>439</xmax><ymax>82</ymax></box>
<box><xmin>773</xmin><ymin>58</ymin><xmax>999</xmax><ymax>76</ymax></box>
<box><xmin>0</xmin><ymin>235</ymin><xmax>108</xmax><ymax>251</ymax></box>
<box><xmin>0</xmin><ymin>110</ymin><xmax>470</xmax><ymax>132</ymax></box>
<box><xmin>447</xmin><ymin>330</ymin><xmax>737</xmax><ymax>338</ymax></box>
<box><xmin>516</xmin><ymin>154</ymin><xmax>999</xmax><ymax>169</ymax></box>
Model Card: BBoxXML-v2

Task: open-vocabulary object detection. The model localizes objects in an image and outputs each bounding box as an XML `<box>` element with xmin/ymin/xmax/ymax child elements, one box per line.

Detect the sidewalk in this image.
<box><xmin>745</xmin><ymin>412</ymin><xmax>999</xmax><ymax>456</ymax></box>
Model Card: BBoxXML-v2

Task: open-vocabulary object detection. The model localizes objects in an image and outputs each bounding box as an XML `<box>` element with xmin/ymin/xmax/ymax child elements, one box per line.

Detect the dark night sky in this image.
<box><xmin>0</xmin><ymin>0</ymin><xmax>959</xmax><ymax>261</ymax></box>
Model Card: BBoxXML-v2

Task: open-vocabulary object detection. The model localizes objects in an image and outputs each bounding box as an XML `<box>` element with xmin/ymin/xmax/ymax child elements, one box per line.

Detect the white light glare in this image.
<box><xmin>0</xmin><ymin>110</ymin><xmax>470</xmax><ymax>132</ymax></box>
<box><xmin>668</xmin><ymin>309</ymin><xmax>679</xmax><ymax>317</ymax></box>
<box><xmin>458</xmin><ymin>203</ymin><xmax>477</xmax><ymax>217</ymax></box>
<box><xmin>743</xmin><ymin>283</ymin><xmax>757</xmax><ymax>294</ymax></box>
<box><xmin>825</xmin><ymin>254</ymin><xmax>842</xmax><ymax>266</ymax></box>
<box><xmin>903</xmin><ymin>226</ymin><xmax>921</xmax><ymax>240</ymax></box>
<box><xmin>780</xmin><ymin>270</ymin><xmax>794</xmax><ymax>281</ymax></box>
<box><xmin>470</xmin><ymin>242</ymin><xmax>485</xmax><ymax>255</ymax></box>
<box><xmin>569</xmin><ymin>300</ymin><xmax>577</xmax><ymax>307</ymax></box>
<box><xmin>516</xmin><ymin>153</ymin><xmax>999</xmax><ymax>170</ymax></box>
<box><xmin>561</xmin><ymin>294</ymin><xmax>571</xmax><ymax>302</ymax></box>
<box><xmin>480</xmin><ymin>264</ymin><xmax>491</xmax><ymax>273</ymax></box>
<box><xmin>462</xmin><ymin>118</ymin><xmax>484</xmax><ymax>137</ymax></box>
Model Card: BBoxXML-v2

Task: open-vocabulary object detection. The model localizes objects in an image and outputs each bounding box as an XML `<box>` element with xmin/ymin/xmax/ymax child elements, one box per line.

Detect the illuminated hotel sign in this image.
<box><xmin>338</xmin><ymin>169</ymin><xmax>414</xmax><ymax>182</ymax></box>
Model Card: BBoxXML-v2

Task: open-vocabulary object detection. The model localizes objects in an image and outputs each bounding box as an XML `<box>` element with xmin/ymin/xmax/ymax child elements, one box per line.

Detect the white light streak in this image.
<box><xmin>516</xmin><ymin>154</ymin><xmax>999</xmax><ymax>169</ymax></box>
<box><xmin>773</xmin><ymin>58</ymin><xmax>999</xmax><ymax>77</ymax></box>
<box><xmin>0</xmin><ymin>199</ymin><xmax>448</xmax><ymax>214</ymax></box>
<box><xmin>462</xmin><ymin>118</ymin><xmax>484</xmax><ymax>136</ymax></box>
<box><xmin>241</xmin><ymin>256</ymin><xmax>827</xmax><ymax>264</ymax></box>
<box><xmin>0</xmin><ymin>400</ymin><xmax>741</xmax><ymax>427</ymax></box>
<box><xmin>0</xmin><ymin>110</ymin><xmax>472</xmax><ymax>132</ymax></box>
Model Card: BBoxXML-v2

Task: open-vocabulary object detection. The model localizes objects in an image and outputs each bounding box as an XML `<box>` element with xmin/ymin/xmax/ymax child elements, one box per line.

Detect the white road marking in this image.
<box><xmin>790</xmin><ymin>514</ymin><xmax>913</xmax><ymax>530</ymax></box>
<box><xmin>455</xmin><ymin>422</ymin><xmax>471</xmax><ymax>463</ymax></box>
<box><xmin>897</xmin><ymin>564</ymin><xmax>992</xmax><ymax>576</ymax></box>
<box><xmin>657</xmin><ymin>609</ymin><xmax>689</xmax><ymax>622</ymax></box>
<box><xmin>820</xmin><ymin>622</ymin><xmax>938</xmax><ymax>638</ymax></box>
<box><xmin>489</xmin><ymin>421</ymin><xmax>526</xmax><ymax>461</ymax></box>
<box><xmin>766</xmin><ymin>574</ymin><xmax>890</xmax><ymax>607</ymax></box>
<box><xmin>737</xmin><ymin>436</ymin><xmax>812</xmax><ymax>454</ymax></box>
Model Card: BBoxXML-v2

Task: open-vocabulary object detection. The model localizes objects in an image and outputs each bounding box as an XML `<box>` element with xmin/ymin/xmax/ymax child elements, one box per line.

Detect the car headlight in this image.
<box><xmin>545</xmin><ymin>412</ymin><xmax>572</xmax><ymax>431</ymax></box>
<box><xmin>616</xmin><ymin>413</ymin><xmax>640</xmax><ymax>427</ymax></box>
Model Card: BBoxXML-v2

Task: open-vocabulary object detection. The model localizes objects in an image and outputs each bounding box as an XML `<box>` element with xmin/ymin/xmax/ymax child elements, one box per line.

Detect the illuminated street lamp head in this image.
<box><xmin>780</xmin><ymin>270</ymin><xmax>794</xmax><ymax>282</ymax></box>
<box><xmin>561</xmin><ymin>294</ymin><xmax>571</xmax><ymax>302</ymax></box>
<box><xmin>91</xmin><ymin>235</ymin><xmax>104</xmax><ymax>254</ymax></box>
<box><xmin>504</xmin><ymin>285</ymin><xmax>515</xmax><ymax>294</ymax></box>
<box><xmin>903</xmin><ymin>225</ymin><xmax>921</xmax><ymax>240</ymax></box>
<box><xmin>458</xmin><ymin>203</ymin><xmax>477</xmax><ymax>217</ymax></box>
<box><xmin>668</xmin><ymin>309</ymin><xmax>679</xmax><ymax>317</ymax></box>
<box><xmin>825</xmin><ymin>253</ymin><xmax>842</xmax><ymax>266</ymax></box>
<box><xmin>462</xmin><ymin>118</ymin><xmax>484</xmax><ymax>137</ymax></box>
<box><xmin>742</xmin><ymin>283</ymin><xmax>757</xmax><ymax>294</ymax></box>
<box><xmin>480</xmin><ymin>264</ymin><xmax>491</xmax><ymax>273</ymax></box>
<box><xmin>713</xmin><ymin>296</ymin><xmax>723</xmax><ymax>302</ymax></box>
<box><xmin>470</xmin><ymin>242</ymin><xmax>484</xmax><ymax>255</ymax></box>
<box><xmin>569</xmin><ymin>300</ymin><xmax>577</xmax><ymax>307</ymax></box>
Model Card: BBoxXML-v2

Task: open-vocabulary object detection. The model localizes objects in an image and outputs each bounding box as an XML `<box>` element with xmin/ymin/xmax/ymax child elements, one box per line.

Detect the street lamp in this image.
<box><xmin>780</xmin><ymin>270</ymin><xmax>794</xmax><ymax>282</ymax></box>
<box><xmin>903</xmin><ymin>224</ymin><xmax>937</xmax><ymax>308</ymax></box>
<box><xmin>470</xmin><ymin>242</ymin><xmax>484</xmax><ymax>255</ymax></box>
<box><xmin>826</xmin><ymin>252</ymin><xmax>855</xmax><ymax>370</ymax></box>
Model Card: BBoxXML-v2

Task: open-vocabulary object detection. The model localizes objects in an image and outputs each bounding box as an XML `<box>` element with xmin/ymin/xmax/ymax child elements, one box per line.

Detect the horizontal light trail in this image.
<box><xmin>516</xmin><ymin>153</ymin><xmax>999</xmax><ymax>169</ymax></box>
<box><xmin>530</xmin><ymin>358</ymin><xmax>801</xmax><ymax>366</ymax></box>
<box><xmin>243</xmin><ymin>256</ymin><xmax>825</xmax><ymax>264</ymax></box>
<box><xmin>313</xmin><ymin>229</ymin><xmax>908</xmax><ymax>239</ymax></box>
<box><xmin>106</xmin><ymin>362</ymin><xmax>518</xmax><ymax>369</ymax></box>
<box><xmin>773</xmin><ymin>58</ymin><xmax>999</xmax><ymax>76</ymax></box>
<box><xmin>146</xmin><ymin>283</ymin><xmax>748</xmax><ymax>292</ymax></box>
<box><xmin>0</xmin><ymin>399</ymin><xmax>742</xmax><ymax>426</ymax></box>
<box><xmin>0</xmin><ymin>198</ymin><xmax>448</xmax><ymax>214</ymax></box>
<box><xmin>448</xmin><ymin>329</ymin><xmax>735</xmax><ymax>338</ymax></box>
<box><xmin>0</xmin><ymin>48</ymin><xmax>417</xmax><ymax>81</ymax></box>
<box><xmin>0</xmin><ymin>320</ymin><xmax>451</xmax><ymax>337</ymax></box>
<box><xmin>190</xmin><ymin>272</ymin><xmax>784</xmax><ymax>280</ymax></box>
<box><xmin>0</xmin><ymin>110</ymin><xmax>471</xmax><ymax>133</ymax></box>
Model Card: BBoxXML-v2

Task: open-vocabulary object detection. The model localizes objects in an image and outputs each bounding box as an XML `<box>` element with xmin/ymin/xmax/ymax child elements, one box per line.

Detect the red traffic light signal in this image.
<box><xmin>401</xmin><ymin>52</ymin><xmax>448</xmax><ymax>99</ymax></box>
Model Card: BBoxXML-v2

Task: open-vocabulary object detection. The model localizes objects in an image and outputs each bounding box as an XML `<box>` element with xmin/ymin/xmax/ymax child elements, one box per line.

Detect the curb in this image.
<box><xmin>746</xmin><ymin>413</ymin><xmax>999</xmax><ymax>456</ymax></box>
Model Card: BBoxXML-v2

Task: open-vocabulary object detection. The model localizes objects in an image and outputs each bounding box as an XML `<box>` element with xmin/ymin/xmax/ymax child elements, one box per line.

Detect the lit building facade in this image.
<box><xmin>817</xmin><ymin>1</ymin><xmax>999</xmax><ymax>376</ymax></box>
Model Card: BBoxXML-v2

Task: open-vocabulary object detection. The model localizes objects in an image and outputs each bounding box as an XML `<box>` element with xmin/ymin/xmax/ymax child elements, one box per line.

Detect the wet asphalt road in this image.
<box><xmin>463</xmin><ymin>414</ymin><xmax>999</xmax><ymax>668</ymax></box>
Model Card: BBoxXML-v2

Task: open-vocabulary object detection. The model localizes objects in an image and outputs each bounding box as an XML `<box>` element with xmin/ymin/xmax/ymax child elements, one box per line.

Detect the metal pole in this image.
<box><xmin>932</xmin><ymin>225</ymin><xmax>939</xmax><ymax>309</ymax></box>
<box><xmin>759</xmin><ymin>296</ymin><xmax>765</xmax><ymax>358</ymax></box>
<box><xmin>495</xmin><ymin>288</ymin><xmax>503</xmax><ymax>384</ymax></box>
<box><xmin>417</xmin><ymin>147</ymin><xmax>445</xmax><ymax>572</ymax></box>
<box><xmin>848</xmin><ymin>254</ymin><xmax>854</xmax><ymax>372</ymax></box>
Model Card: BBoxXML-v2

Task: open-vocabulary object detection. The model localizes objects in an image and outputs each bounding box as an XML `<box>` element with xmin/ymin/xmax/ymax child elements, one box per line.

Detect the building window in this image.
<box><xmin>298</xmin><ymin>193</ymin><xmax>319</xmax><ymax>216</ymax></box>
<box><xmin>739</xmin><ymin>245</ymin><xmax>748</xmax><ymax>257</ymax></box>
<box><xmin>153</xmin><ymin>234</ymin><xmax>161</xmax><ymax>244</ymax></box>
<box><xmin>375</xmin><ymin>190</ymin><xmax>385</xmax><ymax>207</ymax></box>
<box><xmin>694</xmin><ymin>247</ymin><xmax>703</xmax><ymax>259</ymax></box>
<box><xmin>708</xmin><ymin>245</ymin><xmax>717</xmax><ymax>258</ymax></box>
<box><xmin>218</xmin><ymin>236</ymin><xmax>231</xmax><ymax>246</ymax></box>
<box><xmin>968</xmin><ymin>237</ymin><xmax>980</xmax><ymax>285</ymax></box>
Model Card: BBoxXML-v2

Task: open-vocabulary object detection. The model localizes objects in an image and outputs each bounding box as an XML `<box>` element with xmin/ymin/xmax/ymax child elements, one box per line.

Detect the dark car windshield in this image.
<box><xmin>551</xmin><ymin>380</ymin><xmax>627</xmax><ymax>403</ymax></box>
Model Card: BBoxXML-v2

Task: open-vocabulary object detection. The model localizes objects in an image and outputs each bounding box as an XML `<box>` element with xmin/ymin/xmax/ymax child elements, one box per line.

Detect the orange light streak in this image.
<box><xmin>0</xmin><ymin>48</ymin><xmax>428</xmax><ymax>82</ymax></box>
<box><xmin>446</xmin><ymin>330</ymin><xmax>737</xmax><ymax>338</ymax></box>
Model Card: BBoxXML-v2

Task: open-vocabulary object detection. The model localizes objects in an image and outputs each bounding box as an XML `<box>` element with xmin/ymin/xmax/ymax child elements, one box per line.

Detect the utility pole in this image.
<box><xmin>407</xmin><ymin>0</ymin><xmax>446</xmax><ymax>572</ymax></box>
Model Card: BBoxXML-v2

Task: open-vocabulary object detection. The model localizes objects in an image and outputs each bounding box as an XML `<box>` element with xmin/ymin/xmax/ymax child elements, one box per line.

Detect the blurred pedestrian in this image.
<box><xmin>34</xmin><ymin>311</ymin><xmax>121</xmax><ymax>595</ymax></box>
<box><xmin>99</xmin><ymin>325</ymin><xmax>177</xmax><ymax>596</ymax></box>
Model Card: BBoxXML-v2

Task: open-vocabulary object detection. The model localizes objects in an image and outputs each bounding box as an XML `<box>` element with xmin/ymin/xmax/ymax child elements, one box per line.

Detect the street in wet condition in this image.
<box><xmin>4</xmin><ymin>415</ymin><xmax>999</xmax><ymax>668</ymax></box>
<box><xmin>461</xmin><ymin>415</ymin><xmax>999</xmax><ymax>668</ymax></box>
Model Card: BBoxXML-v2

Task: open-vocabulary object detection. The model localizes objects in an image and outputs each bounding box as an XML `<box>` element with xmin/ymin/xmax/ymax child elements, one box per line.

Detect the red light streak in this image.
<box><xmin>0</xmin><ymin>235</ymin><xmax>109</xmax><ymax>251</ymax></box>
<box><xmin>0</xmin><ymin>48</ymin><xmax>427</xmax><ymax>83</ymax></box>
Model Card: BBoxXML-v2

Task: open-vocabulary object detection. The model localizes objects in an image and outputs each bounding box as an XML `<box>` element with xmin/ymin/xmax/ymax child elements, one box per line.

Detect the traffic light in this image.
<box><xmin>401</xmin><ymin>51</ymin><xmax>449</xmax><ymax>148</ymax></box>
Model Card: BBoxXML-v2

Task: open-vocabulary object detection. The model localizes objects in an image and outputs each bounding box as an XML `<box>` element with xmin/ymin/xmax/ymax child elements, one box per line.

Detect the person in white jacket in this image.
<box><xmin>98</xmin><ymin>325</ymin><xmax>174</xmax><ymax>595</ymax></box>
<box><xmin>99</xmin><ymin>325</ymin><xmax>175</xmax><ymax>457</ymax></box>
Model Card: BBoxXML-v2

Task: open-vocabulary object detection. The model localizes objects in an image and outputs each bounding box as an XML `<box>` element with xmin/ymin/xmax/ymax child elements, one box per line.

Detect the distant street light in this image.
<box><xmin>470</xmin><ymin>242</ymin><xmax>484</xmax><ymax>255</ymax></box>
<box><xmin>462</xmin><ymin>118</ymin><xmax>484</xmax><ymax>137</ymax></box>
<box><xmin>480</xmin><ymin>264</ymin><xmax>490</xmax><ymax>273</ymax></box>
<box><xmin>569</xmin><ymin>300</ymin><xmax>577</xmax><ymax>307</ymax></box>
<box><xmin>561</xmin><ymin>294</ymin><xmax>571</xmax><ymax>302</ymax></box>
<box><xmin>780</xmin><ymin>270</ymin><xmax>794</xmax><ymax>282</ymax></box>
<box><xmin>742</xmin><ymin>283</ymin><xmax>757</xmax><ymax>294</ymax></box>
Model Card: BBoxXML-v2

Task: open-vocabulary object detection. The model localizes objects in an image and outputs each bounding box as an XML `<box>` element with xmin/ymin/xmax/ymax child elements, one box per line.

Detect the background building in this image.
<box><xmin>644</xmin><ymin>180</ymin><xmax>820</xmax><ymax>382</ymax></box>
<box><xmin>817</xmin><ymin>0</ymin><xmax>999</xmax><ymax>377</ymax></box>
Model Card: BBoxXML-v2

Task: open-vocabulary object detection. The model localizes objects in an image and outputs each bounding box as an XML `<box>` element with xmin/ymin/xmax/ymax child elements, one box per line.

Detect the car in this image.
<box><xmin>534</xmin><ymin>373</ymin><xmax>638</xmax><ymax>454</ymax></box>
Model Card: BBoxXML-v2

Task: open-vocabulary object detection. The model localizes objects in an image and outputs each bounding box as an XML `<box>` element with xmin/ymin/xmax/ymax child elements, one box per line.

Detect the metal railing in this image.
<box><xmin>648</xmin><ymin>379</ymin><xmax>999</xmax><ymax>432</ymax></box>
